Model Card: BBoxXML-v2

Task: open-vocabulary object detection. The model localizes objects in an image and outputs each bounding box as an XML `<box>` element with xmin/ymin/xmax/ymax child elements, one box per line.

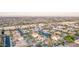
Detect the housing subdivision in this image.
<box><xmin>0</xmin><ymin>16</ymin><xmax>79</xmax><ymax>47</ymax></box>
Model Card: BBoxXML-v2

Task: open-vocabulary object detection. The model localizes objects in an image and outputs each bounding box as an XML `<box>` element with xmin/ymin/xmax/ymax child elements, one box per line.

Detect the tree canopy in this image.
<box><xmin>64</xmin><ymin>35</ymin><xmax>75</xmax><ymax>43</ymax></box>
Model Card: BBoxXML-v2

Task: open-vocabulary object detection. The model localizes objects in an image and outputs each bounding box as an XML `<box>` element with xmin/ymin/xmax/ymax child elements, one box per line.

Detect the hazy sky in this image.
<box><xmin>0</xmin><ymin>12</ymin><xmax>79</xmax><ymax>16</ymax></box>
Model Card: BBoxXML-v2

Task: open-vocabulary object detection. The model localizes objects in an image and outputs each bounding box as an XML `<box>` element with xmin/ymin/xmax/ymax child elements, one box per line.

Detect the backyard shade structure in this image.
<box><xmin>2</xmin><ymin>35</ymin><xmax>12</xmax><ymax>47</ymax></box>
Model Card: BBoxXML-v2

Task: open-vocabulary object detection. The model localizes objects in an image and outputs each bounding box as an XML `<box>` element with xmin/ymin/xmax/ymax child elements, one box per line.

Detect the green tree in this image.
<box><xmin>64</xmin><ymin>35</ymin><xmax>75</xmax><ymax>43</ymax></box>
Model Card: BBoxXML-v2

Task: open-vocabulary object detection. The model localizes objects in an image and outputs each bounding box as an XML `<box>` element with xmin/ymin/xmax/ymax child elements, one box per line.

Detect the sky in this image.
<box><xmin>0</xmin><ymin>12</ymin><xmax>79</xmax><ymax>17</ymax></box>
